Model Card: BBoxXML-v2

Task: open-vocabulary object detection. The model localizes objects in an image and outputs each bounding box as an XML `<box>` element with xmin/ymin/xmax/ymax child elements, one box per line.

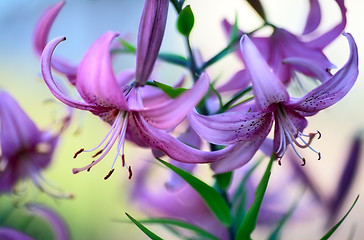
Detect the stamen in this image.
<box><xmin>104</xmin><ymin>169</ymin><xmax>115</xmax><ymax>180</ymax></box>
<box><xmin>301</xmin><ymin>158</ymin><xmax>306</xmax><ymax>166</ymax></box>
<box><xmin>73</xmin><ymin>148</ymin><xmax>84</xmax><ymax>158</ymax></box>
<box><xmin>92</xmin><ymin>150</ymin><xmax>103</xmax><ymax>158</ymax></box>
<box><xmin>122</xmin><ymin>154</ymin><xmax>125</xmax><ymax>167</ymax></box>
<box><xmin>128</xmin><ymin>166</ymin><xmax>133</xmax><ymax>179</ymax></box>
<box><xmin>87</xmin><ymin>161</ymin><xmax>95</xmax><ymax>172</ymax></box>
<box><xmin>318</xmin><ymin>152</ymin><xmax>321</xmax><ymax>160</ymax></box>
<box><xmin>317</xmin><ymin>130</ymin><xmax>321</xmax><ymax>139</ymax></box>
<box><xmin>278</xmin><ymin>159</ymin><xmax>282</xmax><ymax>166</ymax></box>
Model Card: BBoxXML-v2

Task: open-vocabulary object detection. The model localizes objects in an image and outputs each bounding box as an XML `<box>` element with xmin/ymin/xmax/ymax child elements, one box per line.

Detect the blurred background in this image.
<box><xmin>0</xmin><ymin>0</ymin><xmax>363</xmax><ymax>239</ymax></box>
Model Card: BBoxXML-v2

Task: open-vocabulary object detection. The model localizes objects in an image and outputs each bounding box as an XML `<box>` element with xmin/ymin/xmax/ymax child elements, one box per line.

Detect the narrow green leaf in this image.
<box><xmin>154</xmin><ymin>81</ymin><xmax>187</xmax><ymax>99</ymax></box>
<box><xmin>320</xmin><ymin>195</ymin><xmax>359</xmax><ymax>240</ymax></box>
<box><xmin>133</xmin><ymin>218</ymin><xmax>219</xmax><ymax>240</ymax></box>
<box><xmin>215</xmin><ymin>171</ymin><xmax>233</xmax><ymax>192</ymax></box>
<box><xmin>235</xmin><ymin>155</ymin><xmax>274</xmax><ymax>239</ymax></box>
<box><xmin>230</xmin><ymin>14</ymin><xmax>239</xmax><ymax>44</ymax></box>
<box><xmin>158</xmin><ymin>52</ymin><xmax>188</xmax><ymax>67</ymax></box>
<box><xmin>157</xmin><ymin>158</ymin><xmax>232</xmax><ymax>226</ymax></box>
<box><xmin>246</xmin><ymin>0</ymin><xmax>266</xmax><ymax>21</ymax></box>
<box><xmin>125</xmin><ymin>212</ymin><xmax>163</xmax><ymax>240</ymax></box>
<box><xmin>119</xmin><ymin>39</ymin><xmax>136</xmax><ymax>53</ymax></box>
<box><xmin>177</xmin><ymin>5</ymin><xmax>195</xmax><ymax>36</ymax></box>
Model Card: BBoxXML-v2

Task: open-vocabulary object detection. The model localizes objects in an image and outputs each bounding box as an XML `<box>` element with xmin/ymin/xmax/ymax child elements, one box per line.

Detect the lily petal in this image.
<box><xmin>240</xmin><ymin>35</ymin><xmax>289</xmax><ymax>111</ymax></box>
<box><xmin>283</xmin><ymin>57</ymin><xmax>332</xmax><ymax>82</ymax></box>
<box><xmin>27</xmin><ymin>204</ymin><xmax>70</xmax><ymax>240</ymax></box>
<box><xmin>188</xmin><ymin>109</ymin><xmax>273</xmax><ymax>145</ymax></box>
<box><xmin>34</xmin><ymin>1</ymin><xmax>77</xmax><ymax>84</ymax></box>
<box><xmin>0</xmin><ymin>91</ymin><xmax>41</xmax><ymax>158</ymax></box>
<box><xmin>307</xmin><ymin>0</ymin><xmax>347</xmax><ymax>49</ymax></box>
<box><xmin>135</xmin><ymin>0</ymin><xmax>169</xmax><ymax>85</ymax></box>
<box><xmin>217</xmin><ymin>69</ymin><xmax>251</xmax><ymax>93</ymax></box>
<box><xmin>288</xmin><ymin>33</ymin><xmax>358</xmax><ymax>114</ymax></box>
<box><xmin>139</xmin><ymin>73</ymin><xmax>210</xmax><ymax>130</ymax></box>
<box><xmin>132</xmin><ymin>113</ymin><xmax>233</xmax><ymax>163</ymax></box>
<box><xmin>77</xmin><ymin>31</ymin><xmax>129</xmax><ymax>110</ymax></box>
<box><xmin>41</xmin><ymin>37</ymin><xmax>101</xmax><ymax>112</ymax></box>
<box><xmin>302</xmin><ymin>0</ymin><xmax>321</xmax><ymax>35</ymax></box>
<box><xmin>211</xmin><ymin>136</ymin><xmax>268</xmax><ymax>174</ymax></box>
<box><xmin>0</xmin><ymin>227</ymin><xmax>33</xmax><ymax>240</ymax></box>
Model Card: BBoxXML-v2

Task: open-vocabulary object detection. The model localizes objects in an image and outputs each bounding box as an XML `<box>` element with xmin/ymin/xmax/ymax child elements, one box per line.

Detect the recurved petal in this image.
<box><xmin>76</xmin><ymin>31</ymin><xmax>129</xmax><ymax>110</ymax></box>
<box><xmin>211</xmin><ymin>135</ymin><xmax>268</xmax><ymax>174</ymax></box>
<box><xmin>34</xmin><ymin>1</ymin><xmax>77</xmax><ymax>84</ymax></box>
<box><xmin>0</xmin><ymin>227</ymin><xmax>33</xmax><ymax>240</ymax></box>
<box><xmin>217</xmin><ymin>69</ymin><xmax>251</xmax><ymax>93</ymax></box>
<box><xmin>41</xmin><ymin>37</ymin><xmax>101</xmax><ymax>111</ymax></box>
<box><xmin>135</xmin><ymin>0</ymin><xmax>169</xmax><ymax>85</ymax></box>
<box><xmin>139</xmin><ymin>73</ymin><xmax>210</xmax><ymax>130</ymax></box>
<box><xmin>307</xmin><ymin>0</ymin><xmax>347</xmax><ymax>49</ymax></box>
<box><xmin>283</xmin><ymin>57</ymin><xmax>332</xmax><ymax>82</ymax></box>
<box><xmin>288</xmin><ymin>33</ymin><xmax>358</xmax><ymax>114</ymax></box>
<box><xmin>26</xmin><ymin>204</ymin><xmax>70</xmax><ymax>240</ymax></box>
<box><xmin>302</xmin><ymin>0</ymin><xmax>321</xmax><ymax>35</ymax></box>
<box><xmin>0</xmin><ymin>91</ymin><xmax>41</xmax><ymax>158</ymax></box>
<box><xmin>188</xmin><ymin>109</ymin><xmax>273</xmax><ymax>145</ymax></box>
<box><xmin>240</xmin><ymin>35</ymin><xmax>289</xmax><ymax>111</ymax></box>
<box><xmin>132</xmin><ymin>113</ymin><xmax>233</xmax><ymax>164</ymax></box>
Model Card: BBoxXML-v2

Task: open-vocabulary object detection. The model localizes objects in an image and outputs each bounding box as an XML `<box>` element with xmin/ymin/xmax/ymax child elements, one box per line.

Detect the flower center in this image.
<box><xmin>274</xmin><ymin>105</ymin><xmax>321</xmax><ymax>165</ymax></box>
<box><xmin>73</xmin><ymin>110</ymin><xmax>131</xmax><ymax>179</ymax></box>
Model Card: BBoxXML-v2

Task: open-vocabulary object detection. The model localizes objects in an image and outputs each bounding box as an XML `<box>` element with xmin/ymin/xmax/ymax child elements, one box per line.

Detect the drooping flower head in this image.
<box><xmin>189</xmin><ymin>32</ymin><xmax>358</xmax><ymax>173</ymax></box>
<box><xmin>0</xmin><ymin>91</ymin><xmax>71</xmax><ymax>198</ymax></box>
<box><xmin>41</xmin><ymin>0</ymin><xmax>230</xmax><ymax>179</ymax></box>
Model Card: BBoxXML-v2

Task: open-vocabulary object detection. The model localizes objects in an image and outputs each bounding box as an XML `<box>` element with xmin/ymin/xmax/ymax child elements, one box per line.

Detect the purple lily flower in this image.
<box><xmin>222</xmin><ymin>0</ymin><xmax>346</xmax><ymax>84</ymax></box>
<box><xmin>0</xmin><ymin>91</ymin><xmax>71</xmax><ymax>198</ymax></box>
<box><xmin>33</xmin><ymin>1</ymin><xmax>77</xmax><ymax>85</ymax></box>
<box><xmin>189</xmin><ymin>32</ymin><xmax>358</xmax><ymax>173</ymax></box>
<box><xmin>41</xmin><ymin>0</ymin><xmax>231</xmax><ymax>178</ymax></box>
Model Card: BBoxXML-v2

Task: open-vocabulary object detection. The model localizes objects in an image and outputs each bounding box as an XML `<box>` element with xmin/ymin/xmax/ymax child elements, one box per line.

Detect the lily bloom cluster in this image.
<box><xmin>38</xmin><ymin>0</ymin><xmax>358</xmax><ymax>179</ymax></box>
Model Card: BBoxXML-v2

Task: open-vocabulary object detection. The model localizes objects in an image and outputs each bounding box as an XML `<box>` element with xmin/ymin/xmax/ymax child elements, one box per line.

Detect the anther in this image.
<box><xmin>73</xmin><ymin>148</ymin><xmax>84</xmax><ymax>158</ymax></box>
<box><xmin>318</xmin><ymin>152</ymin><xmax>321</xmax><ymax>160</ymax></box>
<box><xmin>278</xmin><ymin>159</ymin><xmax>282</xmax><ymax>166</ymax></box>
<box><xmin>301</xmin><ymin>158</ymin><xmax>306</xmax><ymax>166</ymax></box>
<box><xmin>128</xmin><ymin>166</ymin><xmax>133</xmax><ymax>179</ymax></box>
<box><xmin>92</xmin><ymin>150</ymin><xmax>103</xmax><ymax>158</ymax></box>
<box><xmin>122</xmin><ymin>154</ymin><xmax>125</xmax><ymax>167</ymax></box>
<box><xmin>104</xmin><ymin>169</ymin><xmax>115</xmax><ymax>180</ymax></box>
<box><xmin>87</xmin><ymin>161</ymin><xmax>95</xmax><ymax>172</ymax></box>
<box><xmin>317</xmin><ymin>130</ymin><xmax>321</xmax><ymax>139</ymax></box>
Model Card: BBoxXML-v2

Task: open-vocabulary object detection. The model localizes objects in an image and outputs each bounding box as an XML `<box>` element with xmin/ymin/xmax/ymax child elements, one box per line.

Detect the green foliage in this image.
<box><xmin>215</xmin><ymin>171</ymin><xmax>233</xmax><ymax>192</ymax></box>
<box><xmin>245</xmin><ymin>0</ymin><xmax>266</xmax><ymax>21</ymax></box>
<box><xmin>153</xmin><ymin>81</ymin><xmax>187</xmax><ymax>99</ymax></box>
<box><xmin>125</xmin><ymin>212</ymin><xmax>163</xmax><ymax>240</ymax></box>
<box><xmin>157</xmin><ymin>158</ymin><xmax>232</xmax><ymax>226</ymax></box>
<box><xmin>177</xmin><ymin>5</ymin><xmax>195</xmax><ymax>36</ymax></box>
<box><xmin>320</xmin><ymin>195</ymin><xmax>360</xmax><ymax>240</ymax></box>
<box><xmin>131</xmin><ymin>218</ymin><xmax>219</xmax><ymax>240</ymax></box>
<box><xmin>235</xmin><ymin>155</ymin><xmax>274</xmax><ymax>239</ymax></box>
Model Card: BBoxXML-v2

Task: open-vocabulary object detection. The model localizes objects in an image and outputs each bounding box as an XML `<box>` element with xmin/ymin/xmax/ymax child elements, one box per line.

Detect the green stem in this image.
<box><xmin>218</xmin><ymin>86</ymin><xmax>252</xmax><ymax>113</ymax></box>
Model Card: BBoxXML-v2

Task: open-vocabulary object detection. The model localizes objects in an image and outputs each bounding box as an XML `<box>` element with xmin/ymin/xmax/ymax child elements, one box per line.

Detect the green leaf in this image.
<box><xmin>132</xmin><ymin>218</ymin><xmax>219</xmax><ymax>240</ymax></box>
<box><xmin>158</xmin><ymin>52</ymin><xmax>188</xmax><ymax>67</ymax></box>
<box><xmin>125</xmin><ymin>213</ymin><xmax>163</xmax><ymax>240</ymax></box>
<box><xmin>215</xmin><ymin>171</ymin><xmax>233</xmax><ymax>192</ymax></box>
<box><xmin>320</xmin><ymin>195</ymin><xmax>359</xmax><ymax>240</ymax></box>
<box><xmin>246</xmin><ymin>0</ymin><xmax>266</xmax><ymax>21</ymax></box>
<box><xmin>177</xmin><ymin>5</ymin><xmax>195</xmax><ymax>36</ymax></box>
<box><xmin>119</xmin><ymin>39</ymin><xmax>136</xmax><ymax>53</ymax></box>
<box><xmin>154</xmin><ymin>81</ymin><xmax>187</xmax><ymax>99</ymax></box>
<box><xmin>235</xmin><ymin>155</ymin><xmax>274</xmax><ymax>240</ymax></box>
<box><xmin>157</xmin><ymin>158</ymin><xmax>232</xmax><ymax>226</ymax></box>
